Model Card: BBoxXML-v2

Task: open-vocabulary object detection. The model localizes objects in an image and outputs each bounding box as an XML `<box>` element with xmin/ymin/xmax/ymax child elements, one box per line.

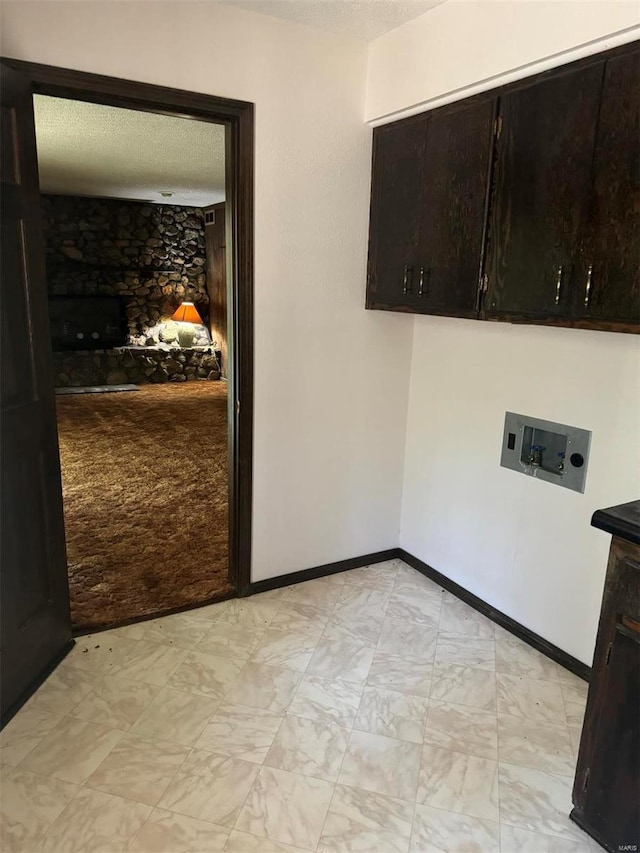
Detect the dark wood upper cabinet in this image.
<box><xmin>416</xmin><ymin>97</ymin><xmax>495</xmax><ymax>317</ymax></box>
<box><xmin>574</xmin><ymin>51</ymin><xmax>640</xmax><ymax>325</ymax></box>
<box><xmin>367</xmin><ymin>98</ymin><xmax>495</xmax><ymax>317</ymax></box>
<box><xmin>366</xmin><ymin>113</ymin><xmax>428</xmax><ymax>307</ymax></box>
<box><xmin>366</xmin><ymin>41</ymin><xmax>640</xmax><ymax>334</ymax></box>
<box><xmin>484</xmin><ymin>64</ymin><xmax>603</xmax><ymax>319</ymax></box>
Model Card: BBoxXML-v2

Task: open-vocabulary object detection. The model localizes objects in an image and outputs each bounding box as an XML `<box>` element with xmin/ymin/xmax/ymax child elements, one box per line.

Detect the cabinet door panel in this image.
<box><xmin>572</xmin><ymin>539</ymin><xmax>640</xmax><ymax>848</ymax></box>
<box><xmin>581</xmin><ymin>622</ymin><xmax>640</xmax><ymax>847</ymax></box>
<box><xmin>367</xmin><ymin>115</ymin><xmax>428</xmax><ymax>307</ymax></box>
<box><xmin>417</xmin><ymin>98</ymin><xmax>495</xmax><ymax>317</ymax></box>
<box><xmin>485</xmin><ymin>63</ymin><xmax>603</xmax><ymax>318</ymax></box>
<box><xmin>576</xmin><ymin>50</ymin><xmax>640</xmax><ymax>324</ymax></box>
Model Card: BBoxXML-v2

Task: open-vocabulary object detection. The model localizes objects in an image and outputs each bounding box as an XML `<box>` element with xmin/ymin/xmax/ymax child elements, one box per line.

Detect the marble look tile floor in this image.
<box><xmin>0</xmin><ymin>559</ymin><xmax>599</xmax><ymax>853</ymax></box>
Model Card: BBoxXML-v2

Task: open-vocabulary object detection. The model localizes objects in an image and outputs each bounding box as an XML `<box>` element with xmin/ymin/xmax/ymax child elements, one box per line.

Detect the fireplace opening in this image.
<box><xmin>49</xmin><ymin>295</ymin><xmax>127</xmax><ymax>350</ymax></box>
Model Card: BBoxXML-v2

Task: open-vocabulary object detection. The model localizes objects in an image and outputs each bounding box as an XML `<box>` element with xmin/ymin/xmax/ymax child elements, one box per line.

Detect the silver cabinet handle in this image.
<box><xmin>555</xmin><ymin>265</ymin><xmax>563</xmax><ymax>306</ymax></box>
<box><xmin>584</xmin><ymin>264</ymin><xmax>593</xmax><ymax>309</ymax></box>
<box><xmin>418</xmin><ymin>267</ymin><xmax>429</xmax><ymax>298</ymax></box>
<box><xmin>402</xmin><ymin>265</ymin><xmax>413</xmax><ymax>295</ymax></box>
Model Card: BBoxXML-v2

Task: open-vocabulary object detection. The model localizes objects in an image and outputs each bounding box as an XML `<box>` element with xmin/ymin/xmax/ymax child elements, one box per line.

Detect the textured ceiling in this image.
<box><xmin>219</xmin><ymin>0</ymin><xmax>444</xmax><ymax>42</ymax></box>
<box><xmin>34</xmin><ymin>95</ymin><xmax>226</xmax><ymax>208</ymax></box>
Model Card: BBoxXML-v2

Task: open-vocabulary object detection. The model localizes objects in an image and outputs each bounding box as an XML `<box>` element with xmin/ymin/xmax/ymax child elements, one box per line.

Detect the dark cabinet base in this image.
<box><xmin>569</xmin><ymin>809</ymin><xmax>615</xmax><ymax>853</ymax></box>
<box><xmin>484</xmin><ymin>313</ymin><xmax>640</xmax><ymax>335</ymax></box>
<box><xmin>572</xmin><ymin>525</ymin><xmax>640</xmax><ymax>853</ymax></box>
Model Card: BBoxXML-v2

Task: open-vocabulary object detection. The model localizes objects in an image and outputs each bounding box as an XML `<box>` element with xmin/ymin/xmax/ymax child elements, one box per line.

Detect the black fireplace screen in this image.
<box><xmin>48</xmin><ymin>296</ymin><xmax>127</xmax><ymax>351</ymax></box>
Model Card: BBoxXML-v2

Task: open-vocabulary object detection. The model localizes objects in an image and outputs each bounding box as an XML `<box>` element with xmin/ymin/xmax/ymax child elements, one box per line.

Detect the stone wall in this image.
<box><xmin>53</xmin><ymin>347</ymin><xmax>221</xmax><ymax>387</ymax></box>
<box><xmin>43</xmin><ymin>196</ymin><xmax>221</xmax><ymax>385</ymax></box>
<box><xmin>43</xmin><ymin>195</ymin><xmax>210</xmax><ymax>342</ymax></box>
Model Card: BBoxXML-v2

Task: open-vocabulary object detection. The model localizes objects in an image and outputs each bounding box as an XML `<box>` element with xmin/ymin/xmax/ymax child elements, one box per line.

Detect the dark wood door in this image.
<box><xmin>1</xmin><ymin>63</ymin><xmax>72</xmax><ymax>721</ymax></box>
<box><xmin>484</xmin><ymin>62</ymin><xmax>604</xmax><ymax>318</ymax></box>
<box><xmin>574</xmin><ymin>49</ymin><xmax>640</xmax><ymax>325</ymax></box>
<box><xmin>416</xmin><ymin>97</ymin><xmax>495</xmax><ymax>317</ymax></box>
<box><xmin>366</xmin><ymin>113</ymin><xmax>428</xmax><ymax>308</ymax></box>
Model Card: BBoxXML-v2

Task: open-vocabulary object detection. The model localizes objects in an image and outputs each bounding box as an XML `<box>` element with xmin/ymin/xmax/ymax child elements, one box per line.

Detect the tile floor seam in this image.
<box><xmin>494</xmin><ymin>638</ymin><xmax>503</xmax><ymax>843</ymax></box>
<box><xmin>1</xmin><ymin>760</ymin><xmax>89</xmax><ymax>847</ymax></box>
<box><xmin>235</xmin><ymin>764</ymin><xmax>333</xmax><ymax>850</ymax></box>
<box><xmin>132</xmin><ymin>768</ymin><xmax>243</xmax><ymax>824</ymax></box>
<box><xmin>79</xmin><ymin>728</ymin><xmax>197</xmax><ymax>811</ymax></box>
<box><xmin>3</xmin><ymin>761</ymin><xmax>73</xmax><ymax>789</ymax></box>
<box><xmin>497</xmin><ymin>756</ymin><xmax>576</xmax><ymax>782</ymax></box>
<box><xmin>496</xmin><ymin>712</ymin><xmax>577</xmax><ymax>771</ymax></box>
<box><xmin>42</xmin><ymin>686</ymin><xmax>86</xmax><ymax>720</ymax></box>
<box><xmin>227</xmin><ymin>826</ymin><xmax>315</xmax><ymax>853</ymax></box>
<box><xmin>127</xmin><ymin>805</ymin><xmax>233</xmax><ymax>853</ymax></box>
<box><xmin>8</xmin><ymin>713</ymin><xmax>69</xmax><ymax>771</ymax></box>
<box><xmin>27</xmin><ymin>773</ymin><xmax>97</xmax><ymax>852</ymax></box>
<box><xmin>559</xmin><ymin>673</ymin><xmax>577</xmax><ymax>741</ymax></box>
<box><xmin>408</xmin><ymin>798</ymin><xmax>420</xmax><ymax>853</ymax></box>
<box><xmin>223</xmin><ymin>756</ymin><xmax>263</xmax><ymax>839</ymax></box>
<box><xmin>66</xmin><ymin>683</ymin><xmax>162</xmax><ymax>733</ymax></box>
<box><xmin>287</xmin><ymin>674</ymin><xmax>365</xmax><ymax>733</ymax></box>
<box><xmin>312</xmin><ymin>776</ymin><xmax>339</xmax><ymax>852</ymax></box>
<box><xmin>317</xmin><ymin>784</ymin><xmax>418</xmax><ymax>853</ymax></box>
<box><xmin>263</xmin><ymin>713</ymin><xmax>326</xmax><ymax>784</ymax></box>
<box><xmin>125</xmin><ymin>806</ymin><xmax>172</xmax><ymax>853</ymax></box>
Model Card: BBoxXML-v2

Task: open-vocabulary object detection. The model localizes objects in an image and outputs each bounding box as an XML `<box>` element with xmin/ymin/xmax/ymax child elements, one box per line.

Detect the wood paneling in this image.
<box><xmin>205</xmin><ymin>201</ymin><xmax>227</xmax><ymax>376</ymax></box>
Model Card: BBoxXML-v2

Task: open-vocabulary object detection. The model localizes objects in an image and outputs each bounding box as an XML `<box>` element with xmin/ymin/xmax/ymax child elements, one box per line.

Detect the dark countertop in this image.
<box><xmin>591</xmin><ymin>500</ymin><xmax>640</xmax><ymax>545</ymax></box>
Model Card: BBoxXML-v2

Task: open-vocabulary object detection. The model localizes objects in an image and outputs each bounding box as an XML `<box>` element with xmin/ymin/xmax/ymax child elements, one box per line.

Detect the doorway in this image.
<box><xmin>36</xmin><ymin>96</ymin><xmax>234</xmax><ymax>630</ymax></box>
<box><xmin>0</xmin><ymin>59</ymin><xmax>254</xmax><ymax>718</ymax></box>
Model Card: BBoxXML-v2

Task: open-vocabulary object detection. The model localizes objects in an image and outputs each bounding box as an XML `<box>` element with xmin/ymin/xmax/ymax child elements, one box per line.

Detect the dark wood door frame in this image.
<box><xmin>2</xmin><ymin>58</ymin><xmax>254</xmax><ymax>598</ymax></box>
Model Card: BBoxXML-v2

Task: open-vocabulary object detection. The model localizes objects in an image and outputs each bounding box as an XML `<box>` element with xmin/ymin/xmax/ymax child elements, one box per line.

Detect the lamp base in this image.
<box><xmin>177</xmin><ymin>323</ymin><xmax>196</xmax><ymax>348</ymax></box>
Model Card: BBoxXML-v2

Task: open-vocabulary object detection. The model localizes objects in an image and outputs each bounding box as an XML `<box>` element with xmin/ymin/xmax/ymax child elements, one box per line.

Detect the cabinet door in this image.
<box><xmin>580</xmin><ymin>621</ymin><xmax>640</xmax><ymax>848</ymax></box>
<box><xmin>366</xmin><ymin>114</ymin><xmax>428</xmax><ymax>308</ymax></box>
<box><xmin>484</xmin><ymin>63</ymin><xmax>604</xmax><ymax>319</ymax></box>
<box><xmin>572</xmin><ymin>538</ymin><xmax>640</xmax><ymax>849</ymax></box>
<box><xmin>416</xmin><ymin>97</ymin><xmax>495</xmax><ymax>317</ymax></box>
<box><xmin>575</xmin><ymin>49</ymin><xmax>640</xmax><ymax>325</ymax></box>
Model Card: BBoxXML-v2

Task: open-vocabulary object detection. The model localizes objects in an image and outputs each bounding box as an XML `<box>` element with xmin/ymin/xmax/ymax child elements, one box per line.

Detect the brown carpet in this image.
<box><xmin>56</xmin><ymin>382</ymin><xmax>232</xmax><ymax>631</ymax></box>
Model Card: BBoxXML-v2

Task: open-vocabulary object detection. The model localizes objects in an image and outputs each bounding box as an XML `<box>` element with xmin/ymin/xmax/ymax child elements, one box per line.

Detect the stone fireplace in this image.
<box><xmin>43</xmin><ymin>195</ymin><xmax>221</xmax><ymax>385</ymax></box>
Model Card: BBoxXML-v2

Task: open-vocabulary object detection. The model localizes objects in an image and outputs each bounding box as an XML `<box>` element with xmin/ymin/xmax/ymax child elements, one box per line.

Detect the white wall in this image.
<box><xmin>368</xmin><ymin>1</ymin><xmax>640</xmax><ymax>664</ymax></box>
<box><xmin>0</xmin><ymin>1</ymin><xmax>414</xmax><ymax>583</ymax></box>
<box><xmin>366</xmin><ymin>0</ymin><xmax>640</xmax><ymax>122</ymax></box>
<box><xmin>402</xmin><ymin>319</ymin><xmax>639</xmax><ymax>663</ymax></box>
